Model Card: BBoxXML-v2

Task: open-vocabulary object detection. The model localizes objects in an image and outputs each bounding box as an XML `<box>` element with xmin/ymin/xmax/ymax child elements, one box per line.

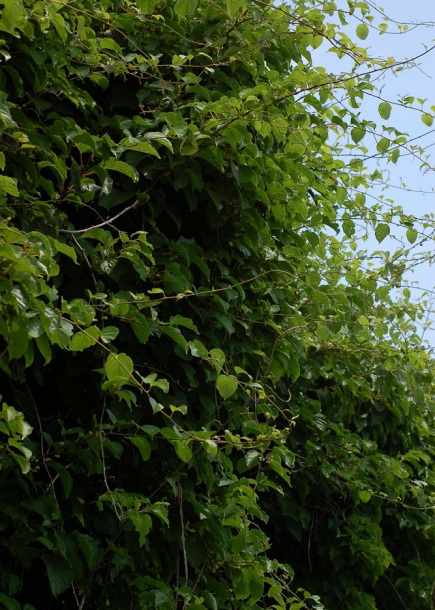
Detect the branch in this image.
<box><xmin>178</xmin><ymin>481</ymin><xmax>189</xmax><ymax>596</ymax></box>
<box><xmin>59</xmin><ymin>200</ymin><xmax>140</xmax><ymax>235</ymax></box>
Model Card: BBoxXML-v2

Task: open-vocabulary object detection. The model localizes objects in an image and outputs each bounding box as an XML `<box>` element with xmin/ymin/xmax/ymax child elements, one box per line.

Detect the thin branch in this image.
<box><xmin>59</xmin><ymin>200</ymin><xmax>139</xmax><ymax>234</ymax></box>
<box><xmin>99</xmin><ymin>394</ymin><xmax>122</xmax><ymax>520</ymax></box>
<box><xmin>178</xmin><ymin>480</ymin><xmax>189</xmax><ymax>605</ymax></box>
<box><xmin>70</xmin><ymin>234</ymin><xmax>98</xmax><ymax>292</ymax></box>
<box><xmin>26</xmin><ymin>383</ymin><xmax>59</xmax><ymax>505</ymax></box>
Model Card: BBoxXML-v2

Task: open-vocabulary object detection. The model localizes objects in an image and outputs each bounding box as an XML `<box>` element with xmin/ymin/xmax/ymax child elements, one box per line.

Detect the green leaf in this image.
<box><xmin>131</xmin><ymin>314</ymin><xmax>150</xmax><ymax>344</ymax></box>
<box><xmin>350</xmin><ymin>126</ymin><xmax>365</xmax><ymax>144</ymax></box>
<box><xmin>406</xmin><ymin>228</ymin><xmax>418</xmax><ymax>244</ymax></box>
<box><xmin>77</xmin><ymin>534</ymin><xmax>103</xmax><ymax>570</ymax></box>
<box><xmin>42</xmin><ymin>554</ymin><xmax>72</xmax><ymax>597</ymax></box>
<box><xmin>358</xmin><ymin>490</ymin><xmax>372</xmax><ymax>503</ymax></box>
<box><xmin>104</xmin><ymin>353</ymin><xmax>134</xmax><ymax>388</ymax></box>
<box><xmin>203</xmin><ymin>439</ymin><xmax>218</xmax><ymax>458</ymax></box>
<box><xmin>226</xmin><ymin>0</ymin><xmax>245</xmax><ymax>18</ymax></box>
<box><xmin>342</xmin><ymin>219</ymin><xmax>355</xmax><ymax>237</ymax></box>
<box><xmin>216</xmin><ymin>313</ymin><xmax>235</xmax><ymax>334</ymax></box>
<box><xmin>189</xmin><ymin>339</ymin><xmax>208</xmax><ymax>358</ymax></box>
<box><xmin>421</xmin><ymin>113</ymin><xmax>433</xmax><ymax>127</ymax></box>
<box><xmin>216</xmin><ymin>374</ymin><xmax>238</xmax><ymax>399</ymax></box>
<box><xmin>125</xmin><ymin>141</ymin><xmax>160</xmax><ymax>158</ymax></box>
<box><xmin>173</xmin><ymin>440</ymin><xmax>193</xmax><ymax>463</ymax></box>
<box><xmin>100</xmin><ymin>38</ymin><xmax>122</xmax><ymax>53</ymax></box>
<box><xmin>129</xmin><ymin>513</ymin><xmax>152</xmax><ymax>547</ymax></box>
<box><xmin>11</xmin><ymin>451</ymin><xmax>31</xmax><ymax>474</ymax></box>
<box><xmin>161</xmin><ymin>427</ymin><xmax>179</xmax><ymax>440</ymax></box>
<box><xmin>0</xmin><ymin>175</ymin><xmax>19</xmax><ymax>197</ymax></box>
<box><xmin>51</xmin><ymin>462</ymin><xmax>73</xmax><ymax>499</ymax></box>
<box><xmin>137</xmin><ymin>0</ymin><xmax>158</xmax><ymax>13</ymax></box>
<box><xmin>129</xmin><ymin>436</ymin><xmax>152</xmax><ymax>461</ymax></box>
<box><xmin>161</xmin><ymin>325</ymin><xmax>188</xmax><ymax>352</ymax></box>
<box><xmin>104</xmin><ymin>438</ymin><xmax>123</xmax><ymax>458</ymax></box>
<box><xmin>169</xmin><ymin>315</ymin><xmax>199</xmax><ymax>332</ymax></box>
<box><xmin>376</xmin><ymin>137</ymin><xmax>390</xmax><ymax>153</ymax></box>
<box><xmin>209</xmin><ymin>348</ymin><xmax>225</xmax><ymax>372</ymax></box>
<box><xmin>36</xmin><ymin>334</ymin><xmax>52</xmax><ymax>365</ymax></box>
<box><xmin>100</xmin><ymin>326</ymin><xmax>120</xmax><ymax>343</ymax></box>
<box><xmin>316</xmin><ymin>324</ymin><xmax>330</xmax><ymax>341</ymax></box>
<box><xmin>375</xmin><ymin>223</ymin><xmax>390</xmax><ymax>243</ymax></box>
<box><xmin>149</xmin><ymin>377</ymin><xmax>169</xmax><ymax>393</ymax></box>
<box><xmin>378</xmin><ymin>102</ymin><xmax>391</xmax><ymax>120</ymax></box>
<box><xmin>0</xmin><ymin>593</ymin><xmax>21</xmax><ymax>610</ymax></box>
<box><xmin>141</xmin><ymin>424</ymin><xmax>160</xmax><ymax>437</ymax></box>
<box><xmin>63</xmin><ymin>299</ymin><xmax>95</xmax><ymax>325</ymax></box>
<box><xmin>55</xmin><ymin>241</ymin><xmax>78</xmax><ymax>263</ymax></box>
<box><xmin>231</xmin><ymin>564</ymin><xmax>264</xmax><ymax>602</ymax></box>
<box><xmin>174</xmin><ymin>0</ymin><xmax>198</xmax><ymax>19</ymax></box>
<box><xmin>69</xmin><ymin>326</ymin><xmax>100</xmax><ymax>351</ymax></box>
<box><xmin>356</xmin><ymin>23</ymin><xmax>369</xmax><ymax>40</ymax></box>
<box><xmin>103</xmin><ymin>159</ymin><xmax>139</xmax><ymax>182</ymax></box>
<box><xmin>9</xmin><ymin>317</ymin><xmax>28</xmax><ymax>359</ymax></box>
<box><xmin>0</xmin><ymin>0</ymin><xmax>25</xmax><ymax>33</ymax></box>
<box><xmin>288</xmin><ymin>354</ymin><xmax>301</xmax><ymax>381</ymax></box>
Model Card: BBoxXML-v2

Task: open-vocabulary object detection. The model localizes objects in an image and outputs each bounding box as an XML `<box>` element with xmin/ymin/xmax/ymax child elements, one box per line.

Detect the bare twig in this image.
<box><xmin>70</xmin><ymin>233</ymin><xmax>98</xmax><ymax>292</ymax></box>
<box><xmin>178</xmin><ymin>480</ymin><xmax>189</xmax><ymax>607</ymax></box>
<box><xmin>59</xmin><ymin>200</ymin><xmax>139</xmax><ymax>234</ymax></box>
<box><xmin>99</xmin><ymin>394</ymin><xmax>122</xmax><ymax>520</ymax></box>
<box><xmin>78</xmin><ymin>595</ymin><xmax>86</xmax><ymax>610</ymax></box>
<box><xmin>26</xmin><ymin>383</ymin><xmax>59</xmax><ymax>505</ymax></box>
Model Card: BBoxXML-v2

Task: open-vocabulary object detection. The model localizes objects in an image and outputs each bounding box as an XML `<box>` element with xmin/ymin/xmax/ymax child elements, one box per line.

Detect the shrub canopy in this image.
<box><xmin>0</xmin><ymin>1</ymin><xmax>434</xmax><ymax>609</ymax></box>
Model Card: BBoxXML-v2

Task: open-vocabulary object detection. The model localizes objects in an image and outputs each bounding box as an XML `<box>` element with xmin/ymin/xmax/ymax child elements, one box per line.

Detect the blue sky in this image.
<box><xmin>312</xmin><ymin>0</ymin><xmax>435</xmax><ymax>347</ymax></box>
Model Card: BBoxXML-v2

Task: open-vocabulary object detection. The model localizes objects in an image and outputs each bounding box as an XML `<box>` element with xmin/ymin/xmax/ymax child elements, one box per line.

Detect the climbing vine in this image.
<box><xmin>0</xmin><ymin>1</ymin><xmax>434</xmax><ymax>609</ymax></box>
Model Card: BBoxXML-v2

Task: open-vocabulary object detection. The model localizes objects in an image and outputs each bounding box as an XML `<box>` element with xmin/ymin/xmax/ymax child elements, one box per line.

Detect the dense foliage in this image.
<box><xmin>0</xmin><ymin>0</ymin><xmax>434</xmax><ymax>608</ymax></box>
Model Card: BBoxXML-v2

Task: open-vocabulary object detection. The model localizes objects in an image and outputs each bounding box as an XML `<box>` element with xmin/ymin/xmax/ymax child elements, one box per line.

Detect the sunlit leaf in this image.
<box><xmin>375</xmin><ymin>223</ymin><xmax>390</xmax><ymax>243</ymax></box>
<box><xmin>216</xmin><ymin>374</ymin><xmax>238</xmax><ymax>399</ymax></box>
<box><xmin>378</xmin><ymin>102</ymin><xmax>391</xmax><ymax>120</ymax></box>
<box><xmin>406</xmin><ymin>228</ymin><xmax>418</xmax><ymax>244</ymax></box>
<box><xmin>105</xmin><ymin>353</ymin><xmax>133</xmax><ymax>386</ymax></box>
<box><xmin>69</xmin><ymin>326</ymin><xmax>100</xmax><ymax>351</ymax></box>
<box><xmin>356</xmin><ymin>23</ymin><xmax>369</xmax><ymax>39</ymax></box>
<box><xmin>422</xmin><ymin>113</ymin><xmax>433</xmax><ymax>126</ymax></box>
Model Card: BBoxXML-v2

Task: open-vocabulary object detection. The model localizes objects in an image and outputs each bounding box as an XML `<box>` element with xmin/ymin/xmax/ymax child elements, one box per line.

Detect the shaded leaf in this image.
<box><xmin>174</xmin><ymin>0</ymin><xmax>198</xmax><ymax>19</ymax></box>
<box><xmin>42</xmin><ymin>554</ymin><xmax>72</xmax><ymax>597</ymax></box>
<box><xmin>226</xmin><ymin>0</ymin><xmax>245</xmax><ymax>18</ymax></box>
<box><xmin>137</xmin><ymin>0</ymin><xmax>159</xmax><ymax>14</ymax></box>
<box><xmin>103</xmin><ymin>159</ymin><xmax>139</xmax><ymax>182</ymax></box>
<box><xmin>129</xmin><ymin>436</ymin><xmax>152</xmax><ymax>461</ymax></box>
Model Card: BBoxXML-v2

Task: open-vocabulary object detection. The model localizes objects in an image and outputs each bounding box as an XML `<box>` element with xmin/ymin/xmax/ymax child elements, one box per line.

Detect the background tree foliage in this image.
<box><xmin>0</xmin><ymin>0</ymin><xmax>434</xmax><ymax>608</ymax></box>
